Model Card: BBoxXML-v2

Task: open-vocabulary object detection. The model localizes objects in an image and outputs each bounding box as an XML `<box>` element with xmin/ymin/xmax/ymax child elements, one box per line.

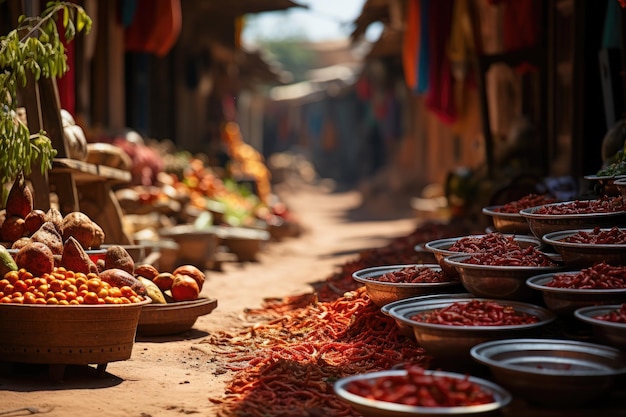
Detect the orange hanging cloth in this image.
<box><xmin>402</xmin><ymin>0</ymin><xmax>421</xmax><ymax>91</ymax></box>
<box><xmin>125</xmin><ymin>0</ymin><xmax>182</xmax><ymax>57</ymax></box>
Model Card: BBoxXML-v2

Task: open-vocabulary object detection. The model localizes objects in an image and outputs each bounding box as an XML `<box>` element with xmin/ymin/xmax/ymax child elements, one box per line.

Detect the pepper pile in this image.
<box><xmin>203</xmin><ymin>221</ymin><xmax>479</xmax><ymax>416</ymax></box>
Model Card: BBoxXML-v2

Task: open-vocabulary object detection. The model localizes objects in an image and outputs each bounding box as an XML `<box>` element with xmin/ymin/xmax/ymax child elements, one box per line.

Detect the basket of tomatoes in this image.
<box><xmin>0</xmin><ymin>267</ymin><xmax>150</xmax><ymax>368</ymax></box>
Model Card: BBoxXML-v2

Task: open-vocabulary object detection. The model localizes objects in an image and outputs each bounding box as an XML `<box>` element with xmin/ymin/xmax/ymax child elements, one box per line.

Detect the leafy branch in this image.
<box><xmin>0</xmin><ymin>1</ymin><xmax>92</xmax><ymax>202</ymax></box>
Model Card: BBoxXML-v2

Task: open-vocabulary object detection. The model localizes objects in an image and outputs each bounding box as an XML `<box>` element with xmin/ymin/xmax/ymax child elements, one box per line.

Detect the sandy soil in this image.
<box><xmin>0</xmin><ymin>184</ymin><xmax>420</xmax><ymax>417</ymax></box>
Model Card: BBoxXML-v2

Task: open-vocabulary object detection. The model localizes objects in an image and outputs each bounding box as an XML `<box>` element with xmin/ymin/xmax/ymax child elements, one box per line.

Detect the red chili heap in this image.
<box><xmin>448</xmin><ymin>232</ymin><xmax>525</xmax><ymax>253</ymax></box>
<box><xmin>345</xmin><ymin>365</ymin><xmax>495</xmax><ymax>407</ymax></box>
<box><xmin>464</xmin><ymin>246</ymin><xmax>556</xmax><ymax>267</ymax></box>
<box><xmin>533</xmin><ymin>195</ymin><xmax>625</xmax><ymax>214</ymax></box>
<box><xmin>411</xmin><ymin>299</ymin><xmax>539</xmax><ymax>326</ymax></box>
<box><xmin>545</xmin><ymin>262</ymin><xmax>626</xmax><ymax>289</ymax></box>
<box><xmin>374</xmin><ymin>265</ymin><xmax>451</xmax><ymax>283</ymax></box>
<box><xmin>493</xmin><ymin>193</ymin><xmax>557</xmax><ymax>213</ymax></box>
<box><xmin>563</xmin><ymin>226</ymin><xmax>626</xmax><ymax>244</ymax></box>
<box><xmin>593</xmin><ymin>303</ymin><xmax>626</xmax><ymax>323</ymax></box>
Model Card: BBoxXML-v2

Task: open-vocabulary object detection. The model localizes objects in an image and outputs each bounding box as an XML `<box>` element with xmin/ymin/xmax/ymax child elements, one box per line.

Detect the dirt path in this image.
<box><xmin>0</xmin><ymin>184</ymin><xmax>419</xmax><ymax>417</ymax></box>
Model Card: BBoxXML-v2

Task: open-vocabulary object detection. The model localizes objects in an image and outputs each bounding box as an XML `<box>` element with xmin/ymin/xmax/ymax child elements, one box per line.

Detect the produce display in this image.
<box><xmin>343</xmin><ymin>365</ymin><xmax>496</xmax><ymax>407</ymax></box>
<box><xmin>0</xmin><ymin>267</ymin><xmax>144</xmax><ymax>305</ymax></box>
<box><xmin>409</xmin><ymin>299</ymin><xmax>539</xmax><ymax>326</ymax></box>
<box><xmin>544</xmin><ymin>262</ymin><xmax>626</xmax><ymax>289</ymax></box>
<box><xmin>562</xmin><ymin>226</ymin><xmax>626</xmax><ymax>244</ymax></box>
<box><xmin>373</xmin><ymin>265</ymin><xmax>452</xmax><ymax>283</ymax></box>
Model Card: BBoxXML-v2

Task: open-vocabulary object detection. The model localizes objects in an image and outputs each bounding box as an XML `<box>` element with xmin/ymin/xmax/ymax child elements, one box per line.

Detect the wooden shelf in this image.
<box><xmin>51</xmin><ymin>158</ymin><xmax>131</xmax><ymax>184</ymax></box>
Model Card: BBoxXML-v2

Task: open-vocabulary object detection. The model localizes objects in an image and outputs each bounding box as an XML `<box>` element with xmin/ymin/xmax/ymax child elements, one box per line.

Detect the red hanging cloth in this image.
<box><xmin>124</xmin><ymin>0</ymin><xmax>182</xmax><ymax>57</ymax></box>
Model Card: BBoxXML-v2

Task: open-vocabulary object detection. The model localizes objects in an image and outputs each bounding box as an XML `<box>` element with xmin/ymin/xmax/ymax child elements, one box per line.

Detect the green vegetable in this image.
<box><xmin>0</xmin><ymin>1</ymin><xmax>92</xmax><ymax>205</ymax></box>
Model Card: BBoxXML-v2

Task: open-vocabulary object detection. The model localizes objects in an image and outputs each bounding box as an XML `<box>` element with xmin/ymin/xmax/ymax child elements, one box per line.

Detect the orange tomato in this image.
<box><xmin>4</xmin><ymin>271</ymin><xmax>19</xmax><ymax>285</ymax></box>
<box><xmin>23</xmin><ymin>292</ymin><xmax>37</xmax><ymax>304</ymax></box>
<box><xmin>46</xmin><ymin>297</ymin><xmax>59</xmax><ymax>305</ymax></box>
<box><xmin>0</xmin><ymin>279</ymin><xmax>9</xmax><ymax>291</ymax></box>
<box><xmin>87</xmin><ymin>278</ymin><xmax>102</xmax><ymax>292</ymax></box>
<box><xmin>83</xmin><ymin>292</ymin><xmax>99</xmax><ymax>304</ymax></box>
<box><xmin>18</xmin><ymin>269</ymin><xmax>33</xmax><ymax>280</ymax></box>
<box><xmin>13</xmin><ymin>280</ymin><xmax>28</xmax><ymax>294</ymax></box>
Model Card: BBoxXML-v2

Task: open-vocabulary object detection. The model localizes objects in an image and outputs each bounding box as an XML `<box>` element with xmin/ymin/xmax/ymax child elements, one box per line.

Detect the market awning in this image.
<box><xmin>195</xmin><ymin>0</ymin><xmax>307</xmax><ymax>16</ymax></box>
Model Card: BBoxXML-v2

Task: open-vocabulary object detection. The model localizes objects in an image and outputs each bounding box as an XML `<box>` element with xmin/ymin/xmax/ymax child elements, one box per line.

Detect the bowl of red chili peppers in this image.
<box><xmin>470</xmin><ymin>338</ymin><xmax>626</xmax><ymax>407</ymax></box>
<box><xmin>526</xmin><ymin>263</ymin><xmax>626</xmax><ymax>316</ymax></box>
<box><xmin>482</xmin><ymin>193</ymin><xmax>558</xmax><ymax>234</ymax></box>
<box><xmin>352</xmin><ymin>264</ymin><xmax>463</xmax><ymax>307</ymax></box>
<box><xmin>541</xmin><ymin>227</ymin><xmax>626</xmax><ymax>267</ymax></box>
<box><xmin>388</xmin><ymin>298</ymin><xmax>556</xmax><ymax>362</ymax></box>
<box><xmin>442</xmin><ymin>249</ymin><xmax>562</xmax><ymax>301</ymax></box>
<box><xmin>424</xmin><ymin>233</ymin><xmax>543</xmax><ymax>279</ymax></box>
<box><xmin>519</xmin><ymin>196</ymin><xmax>626</xmax><ymax>239</ymax></box>
<box><xmin>381</xmin><ymin>292</ymin><xmax>475</xmax><ymax>338</ymax></box>
<box><xmin>575</xmin><ymin>304</ymin><xmax>626</xmax><ymax>350</ymax></box>
<box><xmin>334</xmin><ymin>365</ymin><xmax>512</xmax><ymax>417</ymax></box>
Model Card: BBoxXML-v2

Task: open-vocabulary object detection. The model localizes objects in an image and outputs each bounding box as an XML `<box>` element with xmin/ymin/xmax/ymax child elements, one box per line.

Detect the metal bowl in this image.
<box><xmin>470</xmin><ymin>338</ymin><xmax>626</xmax><ymax>406</ymax></box>
<box><xmin>381</xmin><ymin>292</ymin><xmax>475</xmax><ymax>338</ymax></box>
<box><xmin>575</xmin><ymin>304</ymin><xmax>626</xmax><ymax>350</ymax></box>
<box><xmin>387</xmin><ymin>297</ymin><xmax>555</xmax><ymax>362</ymax></box>
<box><xmin>519</xmin><ymin>201</ymin><xmax>626</xmax><ymax>239</ymax></box>
<box><xmin>526</xmin><ymin>273</ymin><xmax>626</xmax><ymax>316</ymax></box>
<box><xmin>615</xmin><ymin>177</ymin><xmax>626</xmax><ymax>200</ymax></box>
<box><xmin>352</xmin><ymin>264</ymin><xmax>463</xmax><ymax>307</ymax></box>
<box><xmin>481</xmin><ymin>205</ymin><xmax>531</xmax><ymax>234</ymax></box>
<box><xmin>542</xmin><ymin>228</ymin><xmax>626</xmax><ymax>267</ymax></box>
<box><xmin>443</xmin><ymin>254</ymin><xmax>562</xmax><ymax>301</ymax></box>
<box><xmin>334</xmin><ymin>368</ymin><xmax>512</xmax><ymax>417</ymax></box>
<box><xmin>584</xmin><ymin>174</ymin><xmax>626</xmax><ymax>196</ymax></box>
<box><xmin>424</xmin><ymin>234</ymin><xmax>542</xmax><ymax>278</ymax></box>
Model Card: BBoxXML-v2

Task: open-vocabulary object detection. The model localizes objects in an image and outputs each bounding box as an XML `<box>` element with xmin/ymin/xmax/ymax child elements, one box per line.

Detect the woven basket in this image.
<box><xmin>0</xmin><ymin>298</ymin><xmax>150</xmax><ymax>365</ymax></box>
<box><xmin>137</xmin><ymin>297</ymin><xmax>218</xmax><ymax>336</ymax></box>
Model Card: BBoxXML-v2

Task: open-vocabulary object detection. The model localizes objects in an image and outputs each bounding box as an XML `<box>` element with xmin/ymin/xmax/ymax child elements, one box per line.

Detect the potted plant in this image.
<box><xmin>0</xmin><ymin>0</ymin><xmax>92</xmax><ymax>205</ymax></box>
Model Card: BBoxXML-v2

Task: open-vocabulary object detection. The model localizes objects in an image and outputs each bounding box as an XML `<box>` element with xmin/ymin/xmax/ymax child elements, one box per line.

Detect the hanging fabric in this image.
<box><xmin>402</xmin><ymin>0</ymin><xmax>421</xmax><ymax>91</ymax></box>
<box><xmin>416</xmin><ymin>0</ymin><xmax>430</xmax><ymax>94</ymax></box>
<box><xmin>425</xmin><ymin>0</ymin><xmax>456</xmax><ymax>124</ymax></box>
<box><xmin>125</xmin><ymin>0</ymin><xmax>182</xmax><ymax>57</ymax></box>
